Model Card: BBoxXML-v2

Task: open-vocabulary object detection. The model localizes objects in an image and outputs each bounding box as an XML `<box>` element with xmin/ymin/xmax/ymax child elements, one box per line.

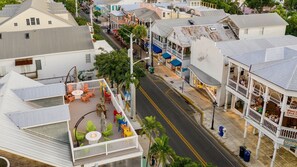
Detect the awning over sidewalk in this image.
<box><xmin>162</xmin><ymin>52</ymin><xmax>171</xmax><ymax>59</ymax></box>
<box><xmin>188</xmin><ymin>65</ymin><xmax>221</xmax><ymax>87</ymax></box>
<box><xmin>152</xmin><ymin>44</ymin><xmax>162</xmax><ymax>54</ymax></box>
<box><xmin>170</xmin><ymin>59</ymin><xmax>181</xmax><ymax>67</ymax></box>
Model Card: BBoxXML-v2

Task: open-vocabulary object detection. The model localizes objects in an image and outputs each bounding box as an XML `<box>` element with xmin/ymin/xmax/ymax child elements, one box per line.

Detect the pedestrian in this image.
<box><xmin>150</xmin><ymin>156</ymin><xmax>156</xmax><ymax>167</ymax></box>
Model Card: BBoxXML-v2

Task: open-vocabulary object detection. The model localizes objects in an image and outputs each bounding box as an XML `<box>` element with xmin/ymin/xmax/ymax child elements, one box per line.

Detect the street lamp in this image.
<box><xmin>211</xmin><ymin>101</ymin><xmax>217</xmax><ymax>130</ymax></box>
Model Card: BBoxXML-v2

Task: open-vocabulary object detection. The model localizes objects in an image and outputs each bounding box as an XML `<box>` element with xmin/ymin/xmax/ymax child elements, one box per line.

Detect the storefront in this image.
<box><xmin>162</xmin><ymin>52</ymin><xmax>171</xmax><ymax>68</ymax></box>
<box><xmin>189</xmin><ymin>65</ymin><xmax>221</xmax><ymax>101</ymax></box>
<box><xmin>170</xmin><ymin>59</ymin><xmax>182</xmax><ymax>75</ymax></box>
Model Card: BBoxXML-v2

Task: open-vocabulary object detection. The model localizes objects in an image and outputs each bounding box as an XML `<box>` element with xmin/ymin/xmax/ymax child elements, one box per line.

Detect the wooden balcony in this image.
<box><xmin>263</xmin><ymin>117</ymin><xmax>278</xmax><ymax>135</ymax></box>
<box><xmin>248</xmin><ymin>108</ymin><xmax>261</xmax><ymax>123</ymax></box>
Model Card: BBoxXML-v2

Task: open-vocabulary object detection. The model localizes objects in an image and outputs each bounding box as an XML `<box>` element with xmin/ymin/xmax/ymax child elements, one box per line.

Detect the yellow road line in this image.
<box><xmin>139</xmin><ymin>86</ymin><xmax>207</xmax><ymax>166</ymax></box>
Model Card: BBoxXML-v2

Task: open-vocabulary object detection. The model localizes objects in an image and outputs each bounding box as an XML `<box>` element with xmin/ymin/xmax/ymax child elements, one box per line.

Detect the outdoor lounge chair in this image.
<box><xmin>102</xmin><ymin>123</ymin><xmax>113</xmax><ymax>138</ymax></box>
<box><xmin>67</xmin><ymin>85</ymin><xmax>74</xmax><ymax>94</ymax></box>
<box><xmin>81</xmin><ymin>95</ymin><xmax>90</xmax><ymax>102</ymax></box>
<box><xmin>86</xmin><ymin>89</ymin><xmax>95</xmax><ymax>98</ymax></box>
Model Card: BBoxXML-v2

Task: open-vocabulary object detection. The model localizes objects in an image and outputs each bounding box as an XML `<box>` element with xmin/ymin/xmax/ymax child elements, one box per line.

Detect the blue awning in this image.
<box><xmin>152</xmin><ymin>44</ymin><xmax>162</xmax><ymax>54</ymax></box>
<box><xmin>171</xmin><ymin>59</ymin><xmax>181</xmax><ymax>67</ymax></box>
<box><xmin>162</xmin><ymin>52</ymin><xmax>171</xmax><ymax>59</ymax></box>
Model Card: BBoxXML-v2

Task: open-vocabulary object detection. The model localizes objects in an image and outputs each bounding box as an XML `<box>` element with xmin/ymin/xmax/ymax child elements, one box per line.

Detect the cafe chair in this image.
<box><xmin>67</xmin><ymin>85</ymin><xmax>74</xmax><ymax>94</ymax></box>
<box><xmin>113</xmin><ymin>110</ymin><xmax>122</xmax><ymax>122</ymax></box>
<box><xmin>81</xmin><ymin>95</ymin><xmax>90</xmax><ymax>103</ymax></box>
<box><xmin>86</xmin><ymin>89</ymin><xmax>95</xmax><ymax>98</ymax></box>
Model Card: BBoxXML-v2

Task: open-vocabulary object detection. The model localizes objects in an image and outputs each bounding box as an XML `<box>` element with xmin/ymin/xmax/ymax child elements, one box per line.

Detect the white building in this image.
<box><xmin>0</xmin><ymin>71</ymin><xmax>143</xmax><ymax>166</ymax></box>
<box><xmin>190</xmin><ymin>35</ymin><xmax>297</xmax><ymax>107</ymax></box>
<box><xmin>0</xmin><ymin>0</ymin><xmax>77</xmax><ymax>32</ymax></box>
<box><xmin>0</xmin><ymin>26</ymin><xmax>113</xmax><ymax>84</ymax></box>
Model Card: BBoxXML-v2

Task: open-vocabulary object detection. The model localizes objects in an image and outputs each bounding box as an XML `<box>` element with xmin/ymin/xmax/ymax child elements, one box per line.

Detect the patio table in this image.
<box><xmin>85</xmin><ymin>131</ymin><xmax>102</xmax><ymax>144</ymax></box>
<box><xmin>72</xmin><ymin>90</ymin><xmax>84</xmax><ymax>99</ymax></box>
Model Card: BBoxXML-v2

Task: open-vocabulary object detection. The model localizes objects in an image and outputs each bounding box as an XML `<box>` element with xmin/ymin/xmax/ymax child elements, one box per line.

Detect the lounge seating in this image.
<box><xmin>67</xmin><ymin>85</ymin><xmax>74</xmax><ymax>94</ymax></box>
<box><xmin>86</xmin><ymin>121</ymin><xmax>96</xmax><ymax>132</ymax></box>
<box><xmin>113</xmin><ymin>110</ymin><xmax>122</xmax><ymax>122</ymax></box>
<box><xmin>81</xmin><ymin>95</ymin><xmax>90</xmax><ymax>103</ymax></box>
<box><xmin>118</xmin><ymin>119</ymin><xmax>127</xmax><ymax>132</ymax></box>
<box><xmin>102</xmin><ymin>123</ymin><xmax>113</xmax><ymax>139</ymax></box>
<box><xmin>83</xmin><ymin>83</ymin><xmax>89</xmax><ymax>93</ymax></box>
<box><xmin>73</xmin><ymin>129</ymin><xmax>85</xmax><ymax>143</ymax></box>
<box><xmin>86</xmin><ymin>89</ymin><xmax>95</xmax><ymax>98</ymax></box>
<box><xmin>104</xmin><ymin>91</ymin><xmax>111</xmax><ymax>103</ymax></box>
<box><xmin>65</xmin><ymin>95</ymin><xmax>75</xmax><ymax>103</ymax></box>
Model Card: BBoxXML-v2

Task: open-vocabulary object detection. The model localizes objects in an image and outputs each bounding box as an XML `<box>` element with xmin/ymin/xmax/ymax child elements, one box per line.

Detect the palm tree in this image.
<box><xmin>141</xmin><ymin>116</ymin><xmax>165</xmax><ymax>167</ymax></box>
<box><xmin>149</xmin><ymin>135</ymin><xmax>175</xmax><ymax>167</ymax></box>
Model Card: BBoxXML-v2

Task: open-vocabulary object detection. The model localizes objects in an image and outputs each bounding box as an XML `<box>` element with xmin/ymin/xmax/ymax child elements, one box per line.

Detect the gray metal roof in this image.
<box><xmin>251</xmin><ymin>57</ymin><xmax>297</xmax><ymax>91</ymax></box>
<box><xmin>228</xmin><ymin>13</ymin><xmax>288</xmax><ymax>28</ymax></box>
<box><xmin>94</xmin><ymin>0</ymin><xmax>121</xmax><ymax>5</ymax></box>
<box><xmin>0</xmin><ymin>26</ymin><xmax>94</xmax><ymax>59</ymax></box>
<box><xmin>0</xmin><ymin>71</ymin><xmax>72</xmax><ymax>167</ymax></box>
<box><xmin>13</xmin><ymin>83</ymin><xmax>65</xmax><ymax>101</ymax></box>
<box><xmin>199</xmin><ymin>9</ymin><xmax>226</xmax><ymax>17</ymax></box>
<box><xmin>6</xmin><ymin>105</ymin><xmax>70</xmax><ymax>129</ymax></box>
<box><xmin>0</xmin><ymin>0</ymin><xmax>77</xmax><ymax>26</ymax></box>
<box><xmin>217</xmin><ymin>35</ymin><xmax>297</xmax><ymax>58</ymax></box>
<box><xmin>188</xmin><ymin>65</ymin><xmax>221</xmax><ymax>86</ymax></box>
<box><xmin>128</xmin><ymin>8</ymin><xmax>160</xmax><ymax>21</ymax></box>
<box><xmin>230</xmin><ymin>47</ymin><xmax>297</xmax><ymax>67</ymax></box>
<box><xmin>152</xmin><ymin>15</ymin><xmax>226</xmax><ymax>37</ymax></box>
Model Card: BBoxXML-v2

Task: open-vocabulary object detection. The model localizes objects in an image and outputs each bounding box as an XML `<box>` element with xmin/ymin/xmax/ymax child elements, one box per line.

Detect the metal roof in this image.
<box><xmin>251</xmin><ymin>57</ymin><xmax>297</xmax><ymax>91</ymax></box>
<box><xmin>199</xmin><ymin>9</ymin><xmax>226</xmax><ymax>17</ymax></box>
<box><xmin>188</xmin><ymin>65</ymin><xmax>221</xmax><ymax>86</ymax></box>
<box><xmin>217</xmin><ymin>35</ymin><xmax>297</xmax><ymax>58</ymax></box>
<box><xmin>228</xmin><ymin>13</ymin><xmax>288</xmax><ymax>28</ymax></box>
<box><xmin>13</xmin><ymin>83</ymin><xmax>65</xmax><ymax>101</ymax></box>
<box><xmin>128</xmin><ymin>8</ymin><xmax>160</xmax><ymax>21</ymax></box>
<box><xmin>0</xmin><ymin>26</ymin><xmax>94</xmax><ymax>59</ymax></box>
<box><xmin>6</xmin><ymin>105</ymin><xmax>70</xmax><ymax>129</ymax></box>
<box><xmin>151</xmin><ymin>15</ymin><xmax>225</xmax><ymax>37</ymax></box>
<box><xmin>0</xmin><ymin>71</ymin><xmax>73</xmax><ymax>166</ymax></box>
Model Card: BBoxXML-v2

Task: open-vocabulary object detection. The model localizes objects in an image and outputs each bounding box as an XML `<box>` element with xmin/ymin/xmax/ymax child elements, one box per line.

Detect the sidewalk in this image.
<box><xmin>152</xmin><ymin>60</ymin><xmax>297</xmax><ymax>167</ymax></box>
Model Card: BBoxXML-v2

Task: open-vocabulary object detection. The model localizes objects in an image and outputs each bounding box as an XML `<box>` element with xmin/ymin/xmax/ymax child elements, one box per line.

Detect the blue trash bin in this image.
<box><xmin>244</xmin><ymin>150</ymin><xmax>251</xmax><ymax>162</ymax></box>
<box><xmin>218</xmin><ymin>126</ymin><xmax>224</xmax><ymax>137</ymax></box>
<box><xmin>239</xmin><ymin>146</ymin><xmax>246</xmax><ymax>159</ymax></box>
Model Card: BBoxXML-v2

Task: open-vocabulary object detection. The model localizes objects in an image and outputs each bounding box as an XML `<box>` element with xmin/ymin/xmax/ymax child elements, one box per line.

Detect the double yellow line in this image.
<box><xmin>139</xmin><ymin>86</ymin><xmax>207</xmax><ymax>166</ymax></box>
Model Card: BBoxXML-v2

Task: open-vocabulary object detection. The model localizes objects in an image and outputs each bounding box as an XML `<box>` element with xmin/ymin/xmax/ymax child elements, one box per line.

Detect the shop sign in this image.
<box><xmin>285</xmin><ymin>109</ymin><xmax>297</xmax><ymax>119</ymax></box>
<box><xmin>284</xmin><ymin>139</ymin><xmax>297</xmax><ymax>147</ymax></box>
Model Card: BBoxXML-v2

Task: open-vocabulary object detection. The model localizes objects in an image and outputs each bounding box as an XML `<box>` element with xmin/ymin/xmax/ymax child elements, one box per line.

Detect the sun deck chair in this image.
<box><xmin>67</xmin><ymin>85</ymin><xmax>74</xmax><ymax>94</ymax></box>
<box><xmin>102</xmin><ymin>123</ymin><xmax>113</xmax><ymax>138</ymax></box>
<box><xmin>73</xmin><ymin>129</ymin><xmax>85</xmax><ymax>143</ymax></box>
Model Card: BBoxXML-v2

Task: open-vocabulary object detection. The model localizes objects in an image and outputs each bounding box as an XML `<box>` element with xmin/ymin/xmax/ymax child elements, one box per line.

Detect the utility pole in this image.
<box><xmin>129</xmin><ymin>34</ymin><xmax>136</xmax><ymax>120</ymax></box>
<box><xmin>75</xmin><ymin>0</ymin><xmax>78</xmax><ymax>17</ymax></box>
<box><xmin>149</xmin><ymin>18</ymin><xmax>153</xmax><ymax>67</ymax></box>
<box><xmin>90</xmin><ymin>1</ymin><xmax>93</xmax><ymax>26</ymax></box>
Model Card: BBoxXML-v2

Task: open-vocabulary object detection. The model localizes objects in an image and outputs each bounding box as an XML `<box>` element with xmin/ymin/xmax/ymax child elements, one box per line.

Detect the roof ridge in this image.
<box><xmin>285</xmin><ymin>57</ymin><xmax>297</xmax><ymax>89</ymax></box>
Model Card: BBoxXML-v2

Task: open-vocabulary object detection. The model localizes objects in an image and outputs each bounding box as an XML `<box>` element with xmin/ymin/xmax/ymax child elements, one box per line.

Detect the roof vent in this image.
<box><xmin>188</xmin><ymin>20</ymin><xmax>194</xmax><ymax>25</ymax></box>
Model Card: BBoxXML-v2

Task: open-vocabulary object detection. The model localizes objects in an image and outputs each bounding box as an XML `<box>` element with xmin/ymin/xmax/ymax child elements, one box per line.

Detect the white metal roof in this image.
<box><xmin>13</xmin><ymin>83</ymin><xmax>65</xmax><ymax>101</ymax></box>
<box><xmin>6</xmin><ymin>105</ymin><xmax>70</xmax><ymax>129</ymax></box>
<box><xmin>228</xmin><ymin>13</ymin><xmax>288</xmax><ymax>28</ymax></box>
<box><xmin>0</xmin><ymin>71</ymin><xmax>73</xmax><ymax>166</ymax></box>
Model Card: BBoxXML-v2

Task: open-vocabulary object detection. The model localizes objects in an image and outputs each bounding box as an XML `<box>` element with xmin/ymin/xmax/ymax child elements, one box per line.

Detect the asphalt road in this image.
<box><xmin>137</xmin><ymin>74</ymin><xmax>242</xmax><ymax>167</ymax></box>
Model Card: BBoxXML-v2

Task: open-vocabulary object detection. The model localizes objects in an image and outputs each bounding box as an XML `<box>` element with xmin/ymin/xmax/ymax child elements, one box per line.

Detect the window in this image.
<box><xmin>30</xmin><ymin>17</ymin><xmax>35</xmax><ymax>25</ymax></box>
<box><xmin>48</xmin><ymin>20</ymin><xmax>52</xmax><ymax>24</ymax></box>
<box><xmin>14</xmin><ymin>23</ymin><xmax>18</xmax><ymax>26</ymax></box>
<box><xmin>36</xmin><ymin>18</ymin><xmax>40</xmax><ymax>25</ymax></box>
<box><xmin>163</xmin><ymin>12</ymin><xmax>165</xmax><ymax>18</ymax></box>
<box><xmin>26</xmin><ymin>19</ymin><xmax>30</xmax><ymax>25</ymax></box>
<box><xmin>25</xmin><ymin>33</ymin><xmax>30</xmax><ymax>39</ymax></box>
<box><xmin>0</xmin><ymin>33</ymin><xmax>2</xmax><ymax>39</ymax></box>
<box><xmin>35</xmin><ymin>60</ymin><xmax>42</xmax><ymax>70</ymax></box>
<box><xmin>85</xmin><ymin>54</ymin><xmax>91</xmax><ymax>63</ymax></box>
<box><xmin>244</xmin><ymin>29</ymin><xmax>248</xmax><ymax>34</ymax></box>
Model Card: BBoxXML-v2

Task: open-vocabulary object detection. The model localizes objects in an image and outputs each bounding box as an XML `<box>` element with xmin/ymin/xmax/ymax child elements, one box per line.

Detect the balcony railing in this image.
<box><xmin>248</xmin><ymin>108</ymin><xmax>261</xmax><ymax>123</ymax></box>
<box><xmin>280</xmin><ymin>126</ymin><xmax>297</xmax><ymax>140</ymax></box>
<box><xmin>238</xmin><ymin>84</ymin><xmax>247</xmax><ymax>96</ymax></box>
<box><xmin>73</xmin><ymin>136</ymin><xmax>138</xmax><ymax>160</ymax></box>
<box><xmin>153</xmin><ymin>39</ymin><xmax>166</xmax><ymax>49</ymax></box>
<box><xmin>167</xmin><ymin>47</ymin><xmax>183</xmax><ymax>59</ymax></box>
<box><xmin>228</xmin><ymin>79</ymin><xmax>236</xmax><ymax>90</ymax></box>
<box><xmin>263</xmin><ymin>117</ymin><xmax>278</xmax><ymax>135</ymax></box>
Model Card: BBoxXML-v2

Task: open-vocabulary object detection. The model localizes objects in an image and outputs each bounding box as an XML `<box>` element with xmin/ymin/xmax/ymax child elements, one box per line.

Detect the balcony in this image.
<box><xmin>263</xmin><ymin>117</ymin><xmax>278</xmax><ymax>135</ymax></box>
<box><xmin>153</xmin><ymin>39</ymin><xmax>166</xmax><ymax>49</ymax></box>
<box><xmin>248</xmin><ymin>108</ymin><xmax>261</xmax><ymax>123</ymax></box>
<box><xmin>66</xmin><ymin>79</ymin><xmax>141</xmax><ymax>165</ymax></box>
<box><xmin>166</xmin><ymin>47</ymin><xmax>183</xmax><ymax>59</ymax></box>
<box><xmin>238</xmin><ymin>84</ymin><xmax>247</xmax><ymax>96</ymax></box>
<box><xmin>280</xmin><ymin>127</ymin><xmax>297</xmax><ymax>140</ymax></box>
<box><xmin>228</xmin><ymin>79</ymin><xmax>236</xmax><ymax>90</ymax></box>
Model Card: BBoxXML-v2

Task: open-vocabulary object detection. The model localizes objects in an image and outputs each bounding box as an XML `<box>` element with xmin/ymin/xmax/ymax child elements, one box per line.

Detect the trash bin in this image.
<box><xmin>149</xmin><ymin>67</ymin><xmax>154</xmax><ymax>74</ymax></box>
<box><xmin>218</xmin><ymin>126</ymin><xmax>224</xmax><ymax>137</ymax></box>
<box><xmin>239</xmin><ymin>146</ymin><xmax>246</xmax><ymax>159</ymax></box>
<box><xmin>244</xmin><ymin>150</ymin><xmax>251</xmax><ymax>162</ymax></box>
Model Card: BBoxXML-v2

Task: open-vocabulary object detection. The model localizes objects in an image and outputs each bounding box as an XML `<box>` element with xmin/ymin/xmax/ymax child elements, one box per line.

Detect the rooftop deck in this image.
<box><xmin>66</xmin><ymin>80</ymin><xmax>142</xmax><ymax>165</ymax></box>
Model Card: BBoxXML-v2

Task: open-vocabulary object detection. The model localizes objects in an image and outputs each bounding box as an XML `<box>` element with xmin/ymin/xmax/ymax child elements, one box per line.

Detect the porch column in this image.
<box><xmin>224</xmin><ymin>91</ymin><xmax>229</xmax><ymax>111</ymax></box>
<box><xmin>245</xmin><ymin>79</ymin><xmax>254</xmax><ymax>117</ymax></box>
<box><xmin>255</xmin><ymin>131</ymin><xmax>263</xmax><ymax>159</ymax></box>
<box><xmin>246</xmin><ymin>73</ymin><xmax>251</xmax><ymax>98</ymax></box>
<box><xmin>276</xmin><ymin>95</ymin><xmax>288</xmax><ymax>137</ymax></box>
<box><xmin>270</xmin><ymin>142</ymin><xmax>279</xmax><ymax>167</ymax></box>
<box><xmin>141</xmin><ymin>155</ymin><xmax>143</xmax><ymax>167</ymax></box>
<box><xmin>236</xmin><ymin>67</ymin><xmax>241</xmax><ymax>91</ymax></box>
<box><xmin>226</xmin><ymin>62</ymin><xmax>231</xmax><ymax>86</ymax></box>
<box><xmin>181</xmin><ymin>47</ymin><xmax>184</xmax><ymax>58</ymax></box>
<box><xmin>243</xmin><ymin>121</ymin><xmax>249</xmax><ymax>146</ymax></box>
<box><xmin>260</xmin><ymin>86</ymin><xmax>269</xmax><ymax>126</ymax></box>
<box><xmin>243</xmin><ymin>102</ymin><xmax>248</xmax><ymax>116</ymax></box>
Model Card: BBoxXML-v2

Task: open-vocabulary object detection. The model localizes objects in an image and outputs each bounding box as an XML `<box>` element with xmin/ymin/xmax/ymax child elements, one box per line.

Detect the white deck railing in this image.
<box><xmin>280</xmin><ymin>126</ymin><xmax>297</xmax><ymax>140</ymax></box>
<box><xmin>228</xmin><ymin>79</ymin><xmax>236</xmax><ymax>90</ymax></box>
<box><xmin>153</xmin><ymin>39</ymin><xmax>166</xmax><ymax>49</ymax></box>
<box><xmin>263</xmin><ymin>117</ymin><xmax>278</xmax><ymax>135</ymax></box>
<box><xmin>67</xmin><ymin>79</ymin><xmax>139</xmax><ymax>161</ymax></box>
<box><xmin>248</xmin><ymin>108</ymin><xmax>261</xmax><ymax>123</ymax></box>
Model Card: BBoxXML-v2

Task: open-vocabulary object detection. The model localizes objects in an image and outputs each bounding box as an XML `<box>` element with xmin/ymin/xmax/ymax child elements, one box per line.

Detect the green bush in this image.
<box><xmin>94</xmin><ymin>11</ymin><xmax>101</xmax><ymax>17</ymax></box>
<box><xmin>0</xmin><ymin>0</ymin><xmax>20</xmax><ymax>10</ymax></box>
<box><xmin>93</xmin><ymin>34</ymin><xmax>103</xmax><ymax>40</ymax></box>
<box><xmin>75</xmin><ymin>17</ymin><xmax>88</xmax><ymax>25</ymax></box>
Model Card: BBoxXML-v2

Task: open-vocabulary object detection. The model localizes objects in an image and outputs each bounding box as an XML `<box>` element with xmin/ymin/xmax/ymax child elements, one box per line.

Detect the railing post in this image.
<box><xmin>276</xmin><ymin>95</ymin><xmax>288</xmax><ymax>137</ymax></box>
<box><xmin>245</xmin><ymin>79</ymin><xmax>254</xmax><ymax>118</ymax></box>
<box><xmin>106</xmin><ymin>143</ymin><xmax>108</xmax><ymax>155</ymax></box>
<box><xmin>235</xmin><ymin>67</ymin><xmax>240</xmax><ymax>91</ymax></box>
<box><xmin>260</xmin><ymin>86</ymin><xmax>269</xmax><ymax>126</ymax></box>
